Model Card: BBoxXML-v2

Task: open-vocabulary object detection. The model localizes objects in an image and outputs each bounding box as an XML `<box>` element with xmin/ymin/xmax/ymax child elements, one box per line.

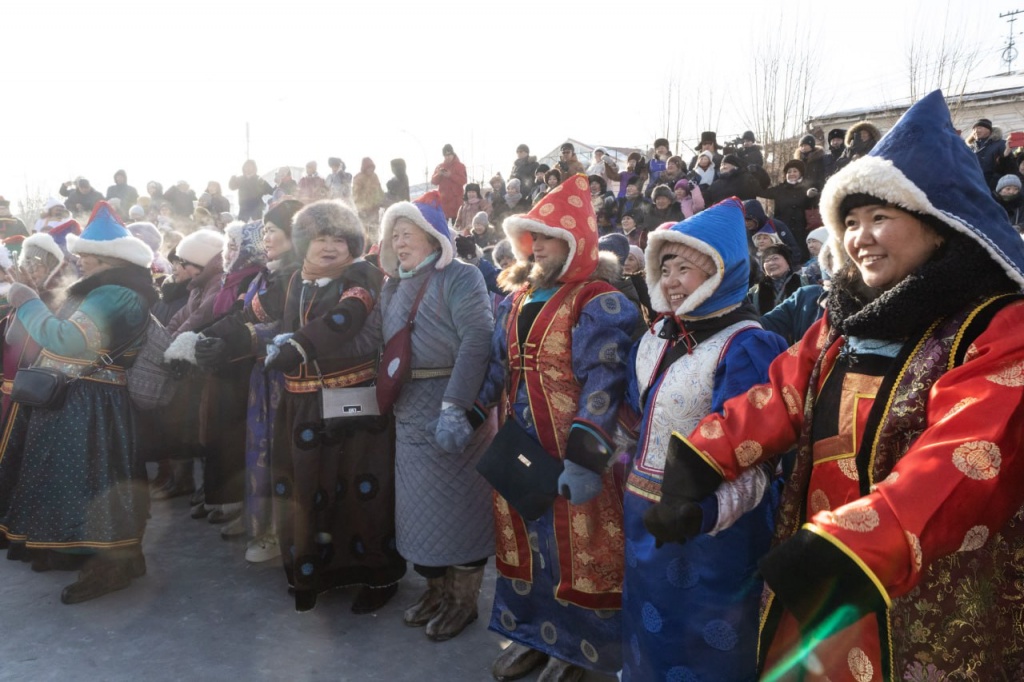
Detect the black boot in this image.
<box><xmin>61</xmin><ymin>558</ymin><xmax>132</xmax><ymax>605</ymax></box>
<box><xmin>32</xmin><ymin>550</ymin><xmax>88</xmax><ymax>573</ymax></box>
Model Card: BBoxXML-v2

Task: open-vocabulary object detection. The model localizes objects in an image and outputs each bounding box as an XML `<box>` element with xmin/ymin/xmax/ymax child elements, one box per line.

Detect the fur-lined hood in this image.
<box><xmin>794</xmin><ymin>146</ymin><xmax>826</xmax><ymax>162</ymax></box>
<box><xmin>497</xmin><ymin>251</ymin><xmax>620</xmax><ymax>293</ymax></box>
<box><xmin>844</xmin><ymin>121</ymin><xmax>882</xmax><ymax>147</ymax></box>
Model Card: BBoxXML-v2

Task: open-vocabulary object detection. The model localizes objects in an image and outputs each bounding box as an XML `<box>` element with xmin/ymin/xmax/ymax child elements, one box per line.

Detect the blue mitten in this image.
<box><xmin>433</xmin><ymin>404</ymin><xmax>473</xmax><ymax>454</ymax></box>
<box><xmin>558</xmin><ymin>460</ymin><xmax>603</xmax><ymax>505</ymax></box>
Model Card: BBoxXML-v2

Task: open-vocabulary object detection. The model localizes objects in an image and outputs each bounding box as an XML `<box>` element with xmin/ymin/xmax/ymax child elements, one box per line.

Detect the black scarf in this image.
<box><xmin>68</xmin><ymin>265</ymin><xmax>159</xmax><ymax>307</ymax></box>
<box><xmin>827</xmin><ymin>233</ymin><xmax>1017</xmax><ymax>340</ymax></box>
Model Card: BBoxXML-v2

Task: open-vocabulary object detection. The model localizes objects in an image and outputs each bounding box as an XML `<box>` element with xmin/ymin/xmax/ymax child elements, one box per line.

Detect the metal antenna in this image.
<box><xmin>1000</xmin><ymin>9</ymin><xmax>1024</xmax><ymax>74</ymax></box>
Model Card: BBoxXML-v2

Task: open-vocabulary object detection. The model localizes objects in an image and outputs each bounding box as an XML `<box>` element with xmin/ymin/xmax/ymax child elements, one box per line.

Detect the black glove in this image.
<box><xmin>264</xmin><ymin>341</ymin><xmax>303</xmax><ymax>373</ymax></box>
<box><xmin>166</xmin><ymin>359</ymin><xmax>192</xmax><ymax>380</ymax></box>
<box><xmin>194</xmin><ymin>337</ymin><xmax>229</xmax><ymax>368</ymax></box>
<box><xmin>642</xmin><ymin>500</ymin><xmax>703</xmax><ymax>548</ymax></box>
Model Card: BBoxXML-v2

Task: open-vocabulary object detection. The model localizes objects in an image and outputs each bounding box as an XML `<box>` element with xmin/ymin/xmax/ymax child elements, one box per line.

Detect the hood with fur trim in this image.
<box><xmin>844</xmin><ymin>121</ymin><xmax>882</xmax><ymax>148</ymax></box>
<box><xmin>222</xmin><ymin>221</ymin><xmax>267</xmax><ymax>273</ymax></box>
<box><xmin>966</xmin><ymin>126</ymin><xmax>1003</xmax><ymax>147</ymax></box>
<box><xmin>501</xmin><ymin>174</ymin><xmax>601</xmax><ymax>285</ymax></box>
<box><xmin>379</xmin><ymin>191</ymin><xmax>454</xmax><ymax>276</ymax></box>
<box><xmin>821</xmin><ymin>89</ymin><xmax>1024</xmax><ymax>287</ymax></box>
<box><xmin>497</xmin><ymin>250</ymin><xmax>620</xmax><ymax>293</ymax></box>
<box><xmin>645</xmin><ymin>198</ymin><xmax>752</xmax><ymax>319</ymax></box>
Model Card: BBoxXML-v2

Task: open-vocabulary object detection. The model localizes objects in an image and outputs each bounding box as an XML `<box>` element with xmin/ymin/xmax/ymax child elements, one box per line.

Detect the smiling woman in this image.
<box><xmin>645</xmin><ymin>90</ymin><xmax>1024</xmax><ymax>681</ymax></box>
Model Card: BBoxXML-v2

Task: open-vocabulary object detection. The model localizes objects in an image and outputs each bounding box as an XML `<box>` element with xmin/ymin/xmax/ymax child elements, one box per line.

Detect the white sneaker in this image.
<box><xmin>245</xmin><ymin>533</ymin><xmax>282</xmax><ymax>563</ymax></box>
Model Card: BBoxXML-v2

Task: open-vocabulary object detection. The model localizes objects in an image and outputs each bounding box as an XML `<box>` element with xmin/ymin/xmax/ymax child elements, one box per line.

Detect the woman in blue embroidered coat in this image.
<box><xmin>622</xmin><ymin>200</ymin><xmax>788</xmax><ymax>681</ymax></box>
<box><xmin>261</xmin><ymin>200</ymin><xmax>406</xmax><ymax>614</ymax></box>
<box><xmin>0</xmin><ymin>202</ymin><xmax>156</xmax><ymax>604</ymax></box>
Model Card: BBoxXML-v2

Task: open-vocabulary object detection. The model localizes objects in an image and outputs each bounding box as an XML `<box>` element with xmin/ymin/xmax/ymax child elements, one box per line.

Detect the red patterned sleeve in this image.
<box><xmin>809</xmin><ymin>301</ymin><xmax>1024</xmax><ymax>600</ymax></box>
<box><xmin>680</xmin><ymin>317</ymin><xmax>829</xmax><ymax>481</ymax></box>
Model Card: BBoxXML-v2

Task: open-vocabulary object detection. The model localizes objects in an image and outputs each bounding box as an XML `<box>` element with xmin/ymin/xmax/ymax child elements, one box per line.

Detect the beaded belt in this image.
<box><xmin>285</xmin><ymin>358</ymin><xmax>376</xmax><ymax>394</ymax></box>
<box><xmin>410</xmin><ymin>367</ymin><xmax>453</xmax><ymax>380</ymax></box>
<box><xmin>38</xmin><ymin>352</ymin><xmax>127</xmax><ymax>386</ymax></box>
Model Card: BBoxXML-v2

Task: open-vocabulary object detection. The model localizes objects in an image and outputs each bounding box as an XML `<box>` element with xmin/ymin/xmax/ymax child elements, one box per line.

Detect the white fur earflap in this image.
<box><xmin>645</xmin><ymin>230</ymin><xmax>724</xmax><ymax>316</ymax></box>
<box><xmin>164</xmin><ymin>331</ymin><xmax>201</xmax><ymax>364</ymax></box>
<box><xmin>501</xmin><ymin>214</ymin><xmax>577</xmax><ymax>280</ymax></box>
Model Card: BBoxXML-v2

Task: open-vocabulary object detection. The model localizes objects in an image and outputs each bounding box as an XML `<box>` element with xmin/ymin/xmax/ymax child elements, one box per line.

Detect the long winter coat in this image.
<box><xmin>381</xmin><ymin>259</ymin><xmax>496</xmax><ymax>566</ymax></box>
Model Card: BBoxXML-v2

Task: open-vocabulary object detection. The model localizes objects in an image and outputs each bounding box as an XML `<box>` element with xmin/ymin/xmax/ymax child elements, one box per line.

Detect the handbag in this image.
<box><xmin>376</xmin><ymin>272</ymin><xmax>434</xmax><ymax>414</ymax></box>
<box><xmin>126</xmin><ymin>315</ymin><xmax>175</xmax><ymax>411</ymax></box>
<box><xmin>476</xmin><ymin>418</ymin><xmax>564</xmax><ymax>521</ymax></box>
<box><xmin>315</xmin><ymin>360</ymin><xmax>381</xmax><ymax>424</ymax></box>
<box><xmin>10</xmin><ymin>367</ymin><xmax>70</xmax><ymax>409</ymax></box>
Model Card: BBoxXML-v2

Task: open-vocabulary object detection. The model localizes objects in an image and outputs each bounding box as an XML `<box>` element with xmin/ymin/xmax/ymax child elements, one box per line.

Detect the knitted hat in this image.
<box><xmin>379</xmin><ymin>190</ymin><xmax>454</xmax><ymax>276</ymax></box>
<box><xmin>66</xmin><ymin>202</ymin><xmax>153</xmax><ymax>268</ymax></box>
<box><xmin>503</xmin><ymin>174</ymin><xmax>600</xmax><ymax>284</ymax></box>
<box><xmin>821</xmin><ymin>89</ymin><xmax>1024</xmax><ymax>286</ymax></box>
<box><xmin>264</xmin><ymin>198</ymin><xmax>304</xmax><ymax>237</ymax></box>
<box><xmin>292</xmin><ymin>200</ymin><xmax>365</xmax><ymax>260</ymax></box>
<box><xmin>645</xmin><ymin>200</ymin><xmax>750</xmax><ymax>318</ymax></box>
<box><xmin>176</xmin><ymin>229</ymin><xmax>226</xmax><ymax>269</ymax></box>
<box><xmin>598</xmin><ymin>233</ymin><xmax>630</xmax><ymax>266</ymax></box>
<box><xmin>628</xmin><ymin>245</ymin><xmax>644</xmax><ymax>266</ymax></box>
<box><xmin>516</xmin><ymin>143</ymin><xmax>530</xmax><ymax>154</ymax></box>
<box><xmin>223</xmin><ymin>221</ymin><xmax>267</xmax><ymax>272</ymax></box>
<box><xmin>806</xmin><ymin>226</ymin><xmax>829</xmax><ymax>245</ymax></box>
<box><xmin>742</xmin><ymin>131</ymin><xmax>756</xmax><ymax>142</ymax></box>
<box><xmin>472</xmin><ymin>211</ymin><xmax>490</xmax><ymax>228</ymax></box>
<box><xmin>721</xmin><ymin>154</ymin><xmax>742</xmax><ymax>170</ymax></box>
<box><xmin>673</xmin><ymin>178</ymin><xmax>692</xmax><ymax>192</ymax></box>
<box><xmin>996</xmin><ymin>175</ymin><xmax>1022</xmax><ymax>193</ymax></box>
<box><xmin>800</xmin><ymin>134</ymin><xmax>817</xmax><ymax>149</ymax></box>
<box><xmin>127</xmin><ymin>221</ymin><xmax>162</xmax><ymax>255</ymax></box>
<box><xmin>128</xmin><ymin>204</ymin><xmax>145</xmax><ymax>220</ymax></box>
<box><xmin>973</xmin><ymin>118</ymin><xmax>993</xmax><ymax>131</ymax></box>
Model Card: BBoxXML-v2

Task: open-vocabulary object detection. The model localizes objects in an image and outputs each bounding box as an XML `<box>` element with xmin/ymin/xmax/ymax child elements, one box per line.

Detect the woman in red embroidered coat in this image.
<box><xmin>478</xmin><ymin>176</ymin><xmax>638</xmax><ymax>682</ymax></box>
<box><xmin>643</xmin><ymin>91</ymin><xmax>1024</xmax><ymax>681</ymax></box>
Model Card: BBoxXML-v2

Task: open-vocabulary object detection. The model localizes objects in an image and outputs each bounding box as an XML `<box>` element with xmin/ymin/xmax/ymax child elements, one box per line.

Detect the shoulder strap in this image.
<box><xmin>406</xmin><ymin>271</ymin><xmax>435</xmax><ymax>326</ymax></box>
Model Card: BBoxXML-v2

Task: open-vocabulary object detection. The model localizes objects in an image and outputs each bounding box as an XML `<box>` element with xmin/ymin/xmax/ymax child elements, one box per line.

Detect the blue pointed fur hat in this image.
<box><xmin>66</xmin><ymin>201</ymin><xmax>153</xmax><ymax>268</ymax></box>
<box><xmin>645</xmin><ymin>198</ymin><xmax>751</xmax><ymax>319</ymax></box>
<box><xmin>820</xmin><ymin>89</ymin><xmax>1024</xmax><ymax>287</ymax></box>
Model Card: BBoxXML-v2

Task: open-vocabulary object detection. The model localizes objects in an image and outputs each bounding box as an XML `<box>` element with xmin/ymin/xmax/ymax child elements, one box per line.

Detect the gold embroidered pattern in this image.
<box><xmin>906</xmin><ymin>531</ymin><xmax>923</xmax><ymax>572</ymax></box>
<box><xmin>747</xmin><ymin>385</ymin><xmax>772</xmax><ymax>408</ymax></box>
<box><xmin>830</xmin><ymin>506</ymin><xmax>880</xmax><ymax>533</ymax></box>
<box><xmin>735</xmin><ymin>440</ymin><xmax>762</xmax><ymax>466</ymax></box>
<box><xmin>943</xmin><ymin>396</ymin><xmax>979</xmax><ymax>420</ymax></box>
<box><xmin>699</xmin><ymin>421</ymin><xmax>724</xmax><ymax>440</ymax></box>
<box><xmin>782</xmin><ymin>385</ymin><xmax>802</xmax><ymax>415</ymax></box>
<box><xmin>952</xmin><ymin>440</ymin><xmax>1001</xmax><ymax>480</ymax></box>
<box><xmin>848</xmin><ymin>647</ymin><xmax>874</xmax><ymax>682</ymax></box>
<box><xmin>985</xmin><ymin>360</ymin><xmax>1024</xmax><ymax>387</ymax></box>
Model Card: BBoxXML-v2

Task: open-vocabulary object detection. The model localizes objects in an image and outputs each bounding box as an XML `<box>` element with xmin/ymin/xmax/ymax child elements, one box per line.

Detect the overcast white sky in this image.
<box><xmin>2</xmin><ymin>0</ymin><xmax>1016</xmax><ymax>212</ymax></box>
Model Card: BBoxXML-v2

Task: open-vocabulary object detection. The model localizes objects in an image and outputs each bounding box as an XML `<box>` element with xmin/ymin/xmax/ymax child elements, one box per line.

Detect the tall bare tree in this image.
<box><xmin>906</xmin><ymin>6</ymin><xmax>982</xmax><ymax>117</ymax></box>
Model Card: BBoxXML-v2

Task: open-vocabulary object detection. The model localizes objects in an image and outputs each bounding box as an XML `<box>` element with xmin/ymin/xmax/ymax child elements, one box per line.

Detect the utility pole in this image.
<box><xmin>245</xmin><ymin>122</ymin><xmax>251</xmax><ymax>160</ymax></box>
<box><xmin>1000</xmin><ymin>9</ymin><xmax>1023</xmax><ymax>74</ymax></box>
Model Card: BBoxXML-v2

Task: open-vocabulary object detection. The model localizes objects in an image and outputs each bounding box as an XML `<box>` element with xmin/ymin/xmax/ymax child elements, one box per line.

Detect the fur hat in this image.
<box><xmin>503</xmin><ymin>174</ymin><xmax>600</xmax><ymax>284</ymax></box>
<box><xmin>645</xmin><ymin>199</ymin><xmax>749</xmax><ymax>318</ymax></box>
<box><xmin>973</xmin><ymin>118</ymin><xmax>993</xmax><ymax>131</ymax></box>
<box><xmin>828</xmin><ymin>128</ymin><xmax>847</xmax><ymax>143</ymax></box>
<box><xmin>652</xmin><ymin>184</ymin><xmax>675</xmax><ymax>202</ymax></box>
<box><xmin>598</xmin><ymin>233</ymin><xmax>630</xmax><ymax>266</ymax></box>
<box><xmin>783</xmin><ymin>159</ymin><xmax>806</xmax><ymax>176</ymax></box>
<box><xmin>588</xmin><ymin>174</ymin><xmax>608</xmax><ymax>194</ymax></box>
<box><xmin>127</xmin><ymin>221</ymin><xmax>162</xmax><ymax>255</ymax></box>
<box><xmin>821</xmin><ymin>89</ymin><xmax>1024</xmax><ymax>286</ymax></box>
<box><xmin>379</xmin><ymin>191</ymin><xmax>454</xmax><ymax>276</ymax></box>
<box><xmin>21</xmin><ymin>233</ymin><xmax>64</xmax><ymax>286</ymax></box>
<box><xmin>721</xmin><ymin>154</ymin><xmax>743</xmax><ymax>170</ymax></box>
<box><xmin>292</xmin><ymin>200</ymin><xmax>365</xmax><ymax>261</ymax></box>
<box><xmin>264</xmin><ymin>198</ymin><xmax>304</xmax><ymax>237</ymax></box>
<box><xmin>698</xmin><ymin>131</ymin><xmax>718</xmax><ymax>148</ymax></box>
<box><xmin>176</xmin><ymin>229</ymin><xmax>226</xmax><ymax>269</ymax></box>
<box><xmin>464</xmin><ymin>183</ymin><xmax>482</xmax><ymax>200</ymax></box>
<box><xmin>742</xmin><ymin>131</ymin><xmax>757</xmax><ymax>142</ymax></box>
<box><xmin>653</xmin><ymin>137</ymin><xmax>670</xmax><ymax>150</ymax></box>
<box><xmin>66</xmin><ymin>202</ymin><xmax>153</xmax><ymax>268</ymax></box>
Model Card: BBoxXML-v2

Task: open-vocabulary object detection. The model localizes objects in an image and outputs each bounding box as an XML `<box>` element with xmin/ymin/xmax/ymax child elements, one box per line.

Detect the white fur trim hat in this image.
<box><xmin>66</xmin><ymin>202</ymin><xmax>153</xmax><ymax>268</ymax></box>
<box><xmin>176</xmin><ymin>229</ymin><xmax>226</xmax><ymax>268</ymax></box>
<box><xmin>379</xmin><ymin>191</ymin><xmax>454</xmax><ymax>276</ymax></box>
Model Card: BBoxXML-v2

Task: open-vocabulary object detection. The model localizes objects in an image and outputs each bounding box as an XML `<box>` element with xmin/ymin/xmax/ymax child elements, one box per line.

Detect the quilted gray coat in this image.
<box><xmin>380</xmin><ymin>260</ymin><xmax>497</xmax><ymax>566</ymax></box>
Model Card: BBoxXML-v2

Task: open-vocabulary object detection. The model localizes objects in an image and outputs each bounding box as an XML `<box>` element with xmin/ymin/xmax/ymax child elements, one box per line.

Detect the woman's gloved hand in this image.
<box><xmin>7</xmin><ymin>283</ymin><xmax>39</xmax><ymax>309</ymax></box>
<box><xmin>432</xmin><ymin>403</ymin><xmax>474</xmax><ymax>454</ymax></box>
<box><xmin>557</xmin><ymin>460</ymin><xmax>603</xmax><ymax>505</ymax></box>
